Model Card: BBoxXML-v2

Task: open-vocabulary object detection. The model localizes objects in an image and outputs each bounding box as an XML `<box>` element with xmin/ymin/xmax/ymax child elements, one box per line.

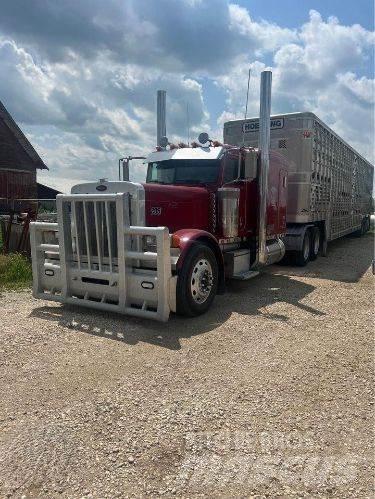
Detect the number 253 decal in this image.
<box><xmin>150</xmin><ymin>207</ymin><xmax>162</xmax><ymax>216</ymax></box>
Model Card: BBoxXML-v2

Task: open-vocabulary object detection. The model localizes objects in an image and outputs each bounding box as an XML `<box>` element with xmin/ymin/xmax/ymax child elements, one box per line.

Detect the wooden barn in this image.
<box><xmin>0</xmin><ymin>100</ymin><xmax>48</xmax><ymax>212</ymax></box>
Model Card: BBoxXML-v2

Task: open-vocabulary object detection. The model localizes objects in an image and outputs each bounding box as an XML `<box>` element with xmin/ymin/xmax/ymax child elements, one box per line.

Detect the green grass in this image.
<box><xmin>0</xmin><ymin>253</ymin><xmax>32</xmax><ymax>290</ymax></box>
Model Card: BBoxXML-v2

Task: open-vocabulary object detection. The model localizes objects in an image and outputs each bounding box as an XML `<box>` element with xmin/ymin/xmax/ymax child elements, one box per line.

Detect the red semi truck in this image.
<box><xmin>30</xmin><ymin>72</ymin><xmax>373</xmax><ymax>321</ymax></box>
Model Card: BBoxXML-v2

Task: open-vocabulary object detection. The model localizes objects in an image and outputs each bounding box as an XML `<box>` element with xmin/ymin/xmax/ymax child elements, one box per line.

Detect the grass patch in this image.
<box><xmin>0</xmin><ymin>253</ymin><xmax>32</xmax><ymax>290</ymax></box>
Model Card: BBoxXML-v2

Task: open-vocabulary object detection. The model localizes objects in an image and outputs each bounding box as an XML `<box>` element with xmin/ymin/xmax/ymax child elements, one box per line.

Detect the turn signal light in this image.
<box><xmin>171</xmin><ymin>233</ymin><xmax>180</xmax><ymax>248</ymax></box>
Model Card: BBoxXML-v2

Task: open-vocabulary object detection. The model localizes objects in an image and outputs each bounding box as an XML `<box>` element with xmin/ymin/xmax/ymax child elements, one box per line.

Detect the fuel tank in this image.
<box><xmin>143</xmin><ymin>183</ymin><xmax>211</xmax><ymax>233</ymax></box>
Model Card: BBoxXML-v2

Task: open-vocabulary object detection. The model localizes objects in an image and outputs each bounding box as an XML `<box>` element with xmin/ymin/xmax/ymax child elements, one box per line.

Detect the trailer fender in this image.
<box><xmin>171</xmin><ymin>229</ymin><xmax>225</xmax><ymax>293</ymax></box>
<box><xmin>284</xmin><ymin>224</ymin><xmax>315</xmax><ymax>251</ymax></box>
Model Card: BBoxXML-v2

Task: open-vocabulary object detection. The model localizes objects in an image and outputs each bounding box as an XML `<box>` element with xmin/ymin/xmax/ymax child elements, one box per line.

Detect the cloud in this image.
<box><xmin>215</xmin><ymin>9</ymin><xmax>375</xmax><ymax>162</ymax></box>
<box><xmin>0</xmin><ymin>36</ymin><xmax>210</xmax><ymax>187</ymax></box>
<box><xmin>0</xmin><ymin>2</ymin><xmax>373</xmax><ymax>192</ymax></box>
<box><xmin>0</xmin><ymin>0</ymin><xmax>296</xmax><ymax>73</ymax></box>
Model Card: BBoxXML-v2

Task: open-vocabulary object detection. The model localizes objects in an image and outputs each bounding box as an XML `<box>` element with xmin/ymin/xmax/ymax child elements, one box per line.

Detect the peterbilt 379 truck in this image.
<box><xmin>30</xmin><ymin>71</ymin><xmax>373</xmax><ymax>321</ymax></box>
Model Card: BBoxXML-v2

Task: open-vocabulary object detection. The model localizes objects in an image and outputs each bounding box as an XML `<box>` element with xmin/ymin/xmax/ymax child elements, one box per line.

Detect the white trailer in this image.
<box><xmin>224</xmin><ymin>112</ymin><xmax>373</xmax><ymax>263</ymax></box>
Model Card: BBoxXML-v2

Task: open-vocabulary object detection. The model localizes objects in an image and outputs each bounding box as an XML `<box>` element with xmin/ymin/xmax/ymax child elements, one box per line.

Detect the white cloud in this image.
<box><xmin>0</xmin><ymin>2</ymin><xmax>373</xmax><ymax>193</ymax></box>
<box><xmin>228</xmin><ymin>4</ymin><xmax>297</xmax><ymax>53</ymax></box>
<box><xmin>0</xmin><ymin>37</ymin><xmax>210</xmax><ymax>189</ymax></box>
<box><xmin>216</xmin><ymin>9</ymin><xmax>375</xmax><ymax>162</ymax></box>
<box><xmin>337</xmin><ymin>72</ymin><xmax>374</xmax><ymax>104</ymax></box>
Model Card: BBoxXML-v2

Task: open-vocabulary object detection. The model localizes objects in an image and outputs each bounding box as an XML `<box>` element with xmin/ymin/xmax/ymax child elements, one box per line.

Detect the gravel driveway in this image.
<box><xmin>0</xmin><ymin>232</ymin><xmax>373</xmax><ymax>498</ymax></box>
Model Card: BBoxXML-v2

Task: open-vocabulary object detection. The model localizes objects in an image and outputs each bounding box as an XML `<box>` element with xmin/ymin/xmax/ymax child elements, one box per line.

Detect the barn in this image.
<box><xmin>0</xmin><ymin>100</ymin><xmax>48</xmax><ymax>212</ymax></box>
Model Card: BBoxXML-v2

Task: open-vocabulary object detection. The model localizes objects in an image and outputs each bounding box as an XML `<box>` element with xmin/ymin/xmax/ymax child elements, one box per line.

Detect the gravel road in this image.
<box><xmin>0</xmin><ymin>232</ymin><xmax>373</xmax><ymax>498</ymax></box>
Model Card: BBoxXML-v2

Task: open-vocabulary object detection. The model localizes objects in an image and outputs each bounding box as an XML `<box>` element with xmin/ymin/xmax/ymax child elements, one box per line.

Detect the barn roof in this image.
<box><xmin>0</xmin><ymin>100</ymin><xmax>48</xmax><ymax>170</ymax></box>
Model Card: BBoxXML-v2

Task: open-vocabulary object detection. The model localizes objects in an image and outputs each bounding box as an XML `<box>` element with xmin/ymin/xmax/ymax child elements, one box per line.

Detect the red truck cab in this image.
<box><xmin>143</xmin><ymin>144</ymin><xmax>288</xmax><ymax>241</ymax></box>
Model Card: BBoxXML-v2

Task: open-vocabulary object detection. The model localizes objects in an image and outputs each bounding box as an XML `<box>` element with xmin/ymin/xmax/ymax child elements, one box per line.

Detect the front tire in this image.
<box><xmin>176</xmin><ymin>243</ymin><xmax>218</xmax><ymax>317</ymax></box>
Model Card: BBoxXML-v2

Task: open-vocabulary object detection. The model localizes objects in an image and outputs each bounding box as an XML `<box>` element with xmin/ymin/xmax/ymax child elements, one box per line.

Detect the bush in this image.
<box><xmin>0</xmin><ymin>253</ymin><xmax>32</xmax><ymax>290</ymax></box>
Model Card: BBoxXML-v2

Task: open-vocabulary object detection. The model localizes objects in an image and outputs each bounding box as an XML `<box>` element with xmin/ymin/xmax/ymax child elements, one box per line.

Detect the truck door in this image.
<box><xmin>222</xmin><ymin>151</ymin><xmax>248</xmax><ymax>235</ymax></box>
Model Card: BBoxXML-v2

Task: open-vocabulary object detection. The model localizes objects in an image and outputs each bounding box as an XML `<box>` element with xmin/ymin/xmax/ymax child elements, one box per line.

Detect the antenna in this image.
<box><xmin>244</xmin><ymin>68</ymin><xmax>251</xmax><ymax>120</ymax></box>
<box><xmin>186</xmin><ymin>102</ymin><xmax>190</xmax><ymax>146</ymax></box>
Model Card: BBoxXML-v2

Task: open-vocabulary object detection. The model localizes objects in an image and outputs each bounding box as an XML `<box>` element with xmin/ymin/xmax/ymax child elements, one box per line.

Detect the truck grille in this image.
<box><xmin>30</xmin><ymin>192</ymin><xmax>174</xmax><ymax>321</ymax></box>
<box><xmin>69</xmin><ymin>198</ymin><xmax>119</xmax><ymax>271</ymax></box>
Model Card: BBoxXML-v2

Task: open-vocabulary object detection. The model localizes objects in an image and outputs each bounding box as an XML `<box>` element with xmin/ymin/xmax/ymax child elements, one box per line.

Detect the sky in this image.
<box><xmin>0</xmin><ymin>0</ymin><xmax>374</xmax><ymax>192</ymax></box>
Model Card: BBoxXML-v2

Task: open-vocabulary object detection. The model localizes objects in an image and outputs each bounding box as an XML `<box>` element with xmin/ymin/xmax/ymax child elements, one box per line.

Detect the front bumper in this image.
<box><xmin>30</xmin><ymin>193</ymin><xmax>176</xmax><ymax>322</ymax></box>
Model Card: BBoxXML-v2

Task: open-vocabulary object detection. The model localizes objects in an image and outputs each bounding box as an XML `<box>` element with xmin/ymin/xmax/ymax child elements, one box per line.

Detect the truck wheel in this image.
<box><xmin>309</xmin><ymin>227</ymin><xmax>320</xmax><ymax>261</ymax></box>
<box><xmin>176</xmin><ymin>243</ymin><xmax>218</xmax><ymax>317</ymax></box>
<box><xmin>363</xmin><ymin>217</ymin><xmax>370</xmax><ymax>234</ymax></box>
<box><xmin>294</xmin><ymin>230</ymin><xmax>310</xmax><ymax>266</ymax></box>
<box><xmin>354</xmin><ymin>219</ymin><xmax>367</xmax><ymax>237</ymax></box>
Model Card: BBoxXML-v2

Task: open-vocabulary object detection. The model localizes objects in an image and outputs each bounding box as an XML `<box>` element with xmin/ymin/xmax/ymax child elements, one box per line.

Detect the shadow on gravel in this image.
<box><xmin>30</xmin><ymin>271</ymin><xmax>323</xmax><ymax>350</ymax></box>
<box><xmin>273</xmin><ymin>232</ymin><xmax>373</xmax><ymax>283</ymax></box>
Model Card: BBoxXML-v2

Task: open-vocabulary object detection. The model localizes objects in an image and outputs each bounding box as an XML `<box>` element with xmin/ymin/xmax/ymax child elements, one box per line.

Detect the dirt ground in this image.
<box><xmin>0</xmin><ymin>232</ymin><xmax>373</xmax><ymax>498</ymax></box>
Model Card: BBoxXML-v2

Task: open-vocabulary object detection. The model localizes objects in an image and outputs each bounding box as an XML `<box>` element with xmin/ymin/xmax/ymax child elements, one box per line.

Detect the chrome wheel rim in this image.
<box><xmin>190</xmin><ymin>258</ymin><xmax>213</xmax><ymax>304</ymax></box>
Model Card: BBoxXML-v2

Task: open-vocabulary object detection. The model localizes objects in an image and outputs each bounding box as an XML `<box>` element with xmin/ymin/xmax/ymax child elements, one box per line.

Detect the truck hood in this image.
<box><xmin>143</xmin><ymin>183</ymin><xmax>212</xmax><ymax>233</ymax></box>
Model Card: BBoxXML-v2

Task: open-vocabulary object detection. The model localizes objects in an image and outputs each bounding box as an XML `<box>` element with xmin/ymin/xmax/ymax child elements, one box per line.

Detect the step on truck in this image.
<box><xmin>30</xmin><ymin>72</ymin><xmax>374</xmax><ymax>321</ymax></box>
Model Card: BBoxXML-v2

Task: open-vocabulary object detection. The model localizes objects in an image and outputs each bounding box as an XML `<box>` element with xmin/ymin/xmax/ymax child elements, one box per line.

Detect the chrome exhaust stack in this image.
<box><xmin>157</xmin><ymin>90</ymin><xmax>167</xmax><ymax>147</ymax></box>
<box><xmin>258</xmin><ymin>70</ymin><xmax>272</xmax><ymax>265</ymax></box>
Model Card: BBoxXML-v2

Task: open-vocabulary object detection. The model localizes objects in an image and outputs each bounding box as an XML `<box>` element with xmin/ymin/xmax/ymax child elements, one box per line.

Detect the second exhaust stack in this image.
<box><xmin>258</xmin><ymin>70</ymin><xmax>272</xmax><ymax>265</ymax></box>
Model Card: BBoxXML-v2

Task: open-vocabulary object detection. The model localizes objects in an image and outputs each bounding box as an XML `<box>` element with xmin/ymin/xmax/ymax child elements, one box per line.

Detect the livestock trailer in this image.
<box><xmin>224</xmin><ymin>112</ymin><xmax>373</xmax><ymax>260</ymax></box>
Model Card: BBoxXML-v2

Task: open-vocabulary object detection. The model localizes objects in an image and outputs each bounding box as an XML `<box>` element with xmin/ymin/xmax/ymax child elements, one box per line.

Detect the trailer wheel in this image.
<box><xmin>363</xmin><ymin>217</ymin><xmax>370</xmax><ymax>234</ymax></box>
<box><xmin>176</xmin><ymin>243</ymin><xmax>218</xmax><ymax>317</ymax></box>
<box><xmin>309</xmin><ymin>227</ymin><xmax>320</xmax><ymax>261</ymax></box>
<box><xmin>294</xmin><ymin>230</ymin><xmax>311</xmax><ymax>266</ymax></box>
<box><xmin>354</xmin><ymin>218</ymin><xmax>367</xmax><ymax>237</ymax></box>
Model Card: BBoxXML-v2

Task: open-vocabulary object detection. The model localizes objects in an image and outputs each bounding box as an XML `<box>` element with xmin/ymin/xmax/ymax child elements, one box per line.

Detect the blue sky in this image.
<box><xmin>240</xmin><ymin>0</ymin><xmax>374</xmax><ymax>30</ymax></box>
<box><xmin>0</xmin><ymin>0</ymin><xmax>373</xmax><ymax>191</ymax></box>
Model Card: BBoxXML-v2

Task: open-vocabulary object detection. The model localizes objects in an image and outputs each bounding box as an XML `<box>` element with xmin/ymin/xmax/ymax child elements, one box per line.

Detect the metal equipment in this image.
<box><xmin>157</xmin><ymin>90</ymin><xmax>167</xmax><ymax>147</ymax></box>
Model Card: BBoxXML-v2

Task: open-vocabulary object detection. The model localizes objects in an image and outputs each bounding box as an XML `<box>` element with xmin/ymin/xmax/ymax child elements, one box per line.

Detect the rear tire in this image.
<box><xmin>353</xmin><ymin>218</ymin><xmax>367</xmax><ymax>237</ymax></box>
<box><xmin>364</xmin><ymin>217</ymin><xmax>370</xmax><ymax>233</ymax></box>
<box><xmin>309</xmin><ymin>227</ymin><xmax>320</xmax><ymax>261</ymax></box>
<box><xmin>176</xmin><ymin>243</ymin><xmax>218</xmax><ymax>317</ymax></box>
<box><xmin>294</xmin><ymin>230</ymin><xmax>311</xmax><ymax>267</ymax></box>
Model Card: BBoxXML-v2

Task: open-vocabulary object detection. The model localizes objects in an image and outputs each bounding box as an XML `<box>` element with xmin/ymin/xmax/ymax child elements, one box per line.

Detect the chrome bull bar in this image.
<box><xmin>30</xmin><ymin>193</ymin><xmax>175</xmax><ymax>322</ymax></box>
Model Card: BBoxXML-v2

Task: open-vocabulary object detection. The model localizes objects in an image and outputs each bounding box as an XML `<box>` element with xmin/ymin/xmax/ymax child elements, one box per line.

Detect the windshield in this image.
<box><xmin>146</xmin><ymin>159</ymin><xmax>220</xmax><ymax>185</ymax></box>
